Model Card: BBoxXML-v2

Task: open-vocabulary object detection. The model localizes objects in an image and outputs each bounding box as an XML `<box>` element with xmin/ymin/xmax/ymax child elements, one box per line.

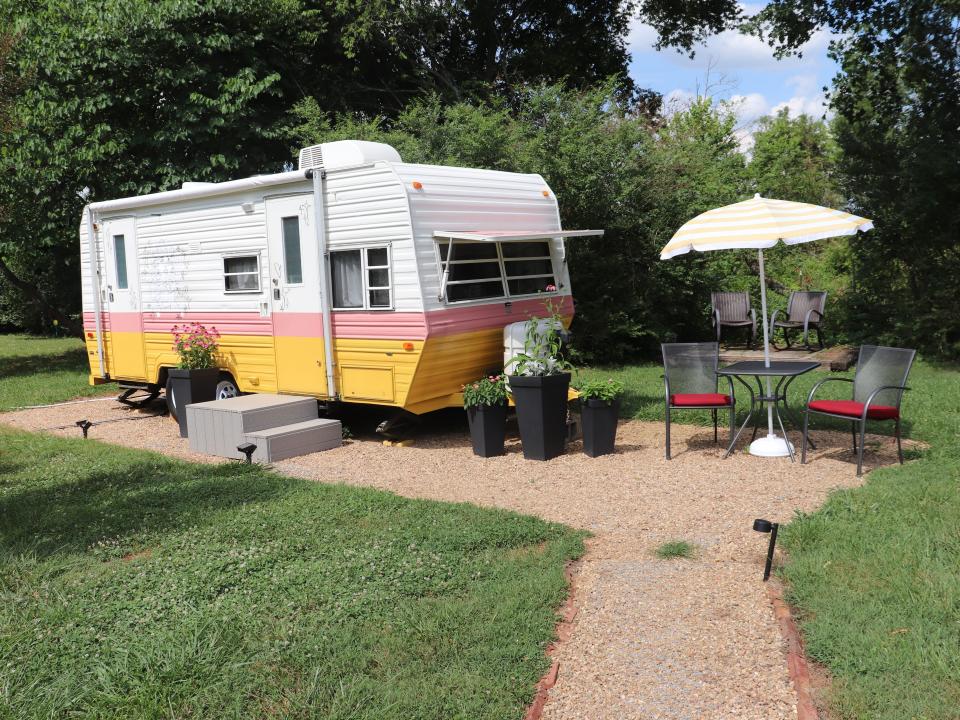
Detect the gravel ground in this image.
<box><xmin>1</xmin><ymin>399</ymin><xmax>913</xmax><ymax>719</ymax></box>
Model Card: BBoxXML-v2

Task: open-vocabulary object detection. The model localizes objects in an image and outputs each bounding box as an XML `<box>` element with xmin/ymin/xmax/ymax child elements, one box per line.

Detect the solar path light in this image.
<box><xmin>753</xmin><ymin>518</ymin><xmax>779</xmax><ymax>581</ymax></box>
<box><xmin>237</xmin><ymin>442</ymin><xmax>257</xmax><ymax>464</ymax></box>
<box><xmin>76</xmin><ymin>419</ymin><xmax>93</xmax><ymax>439</ymax></box>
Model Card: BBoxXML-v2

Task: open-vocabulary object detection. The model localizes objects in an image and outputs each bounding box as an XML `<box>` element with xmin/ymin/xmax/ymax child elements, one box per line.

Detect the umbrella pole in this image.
<box><xmin>758</xmin><ymin>249</ymin><xmax>774</xmax><ymax>437</ymax></box>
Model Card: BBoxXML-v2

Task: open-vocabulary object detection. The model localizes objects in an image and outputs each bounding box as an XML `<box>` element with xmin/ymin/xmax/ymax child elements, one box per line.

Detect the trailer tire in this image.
<box><xmin>215</xmin><ymin>373</ymin><xmax>241</xmax><ymax>400</ymax></box>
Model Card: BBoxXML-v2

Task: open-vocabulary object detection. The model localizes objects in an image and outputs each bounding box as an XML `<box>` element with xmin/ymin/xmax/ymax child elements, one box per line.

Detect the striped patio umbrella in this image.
<box><xmin>660</xmin><ymin>194</ymin><xmax>873</xmax><ymax>456</ymax></box>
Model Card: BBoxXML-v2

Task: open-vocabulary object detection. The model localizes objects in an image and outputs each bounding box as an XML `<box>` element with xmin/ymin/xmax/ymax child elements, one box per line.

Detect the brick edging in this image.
<box><xmin>524</xmin><ymin>561</ymin><xmax>580</xmax><ymax>720</ymax></box>
<box><xmin>767</xmin><ymin>579</ymin><xmax>820</xmax><ymax>720</ymax></box>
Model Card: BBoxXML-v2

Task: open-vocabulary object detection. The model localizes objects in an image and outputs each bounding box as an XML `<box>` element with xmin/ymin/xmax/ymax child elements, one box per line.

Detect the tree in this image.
<box><xmin>293</xmin><ymin>89</ymin><xmax>755</xmax><ymax>361</ymax></box>
<box><xmin>0</xmin><ymin>0</ymin><xmax>639</xmax><ymax>333</ymax></box>
<box><xmin>638</xmin><ymin>0</ymin><xmax>960</xmax><ymax>356</ymax></box>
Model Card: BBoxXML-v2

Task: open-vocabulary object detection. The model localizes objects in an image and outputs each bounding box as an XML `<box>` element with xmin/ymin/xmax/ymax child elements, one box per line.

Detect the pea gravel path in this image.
<box><xmin>1</xmin><ymin>399</ymin><xmax>913</xmax><ymax>718</ymax></box>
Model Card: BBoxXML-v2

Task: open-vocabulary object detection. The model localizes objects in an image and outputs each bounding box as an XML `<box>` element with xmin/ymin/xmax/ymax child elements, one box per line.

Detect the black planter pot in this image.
<box><xmin>466</xmin><ymin>403</ymin><xmax>508</xmax><ymax>457</ymax></box>
<box><xmin>165</xmin><ymin>367</ymin><xmax>219</xmax><ymax>438</ymax></box>
<box><xmin>508</xmin><ymin>373</ymin><xmax>571</xmax><ymax>461</ymax></box>
<box><xmin>581</xmin><ymin>398</ymin><xmax>621</xmax><ymax>457</ymax></box>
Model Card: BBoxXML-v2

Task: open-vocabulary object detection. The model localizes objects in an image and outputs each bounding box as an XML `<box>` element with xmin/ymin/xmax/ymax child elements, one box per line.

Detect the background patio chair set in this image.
<box><xmin>661</xmin><ymin>342</ymin><xmax>915</xmax><ymax>475</ymax></box>
<box><xmin>711</xmin><ymin>291</ymin><xmax>827</xmax><ymax>350</ymax></box>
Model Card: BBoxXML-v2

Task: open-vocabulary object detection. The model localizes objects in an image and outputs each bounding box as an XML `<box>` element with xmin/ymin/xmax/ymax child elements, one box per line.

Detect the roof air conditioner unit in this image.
<box><xmin>298</xmin><ymin>140</ymin><xmax>401</xmax><ymax>171</ymax></box>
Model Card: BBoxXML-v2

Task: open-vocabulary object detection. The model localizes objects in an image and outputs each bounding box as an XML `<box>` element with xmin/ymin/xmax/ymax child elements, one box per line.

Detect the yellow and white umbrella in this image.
<box><xmin>660</xmin><ymin>194</ymin><xmax>873</xmax><ymax>457</ymax></box>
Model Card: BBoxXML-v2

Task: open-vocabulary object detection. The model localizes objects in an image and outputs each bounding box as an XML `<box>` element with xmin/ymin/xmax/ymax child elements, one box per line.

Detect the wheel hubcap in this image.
<box><xmin>217</xmin><ymin>381</ymin><xmax>238</xmax><ymax>400</ymax></box>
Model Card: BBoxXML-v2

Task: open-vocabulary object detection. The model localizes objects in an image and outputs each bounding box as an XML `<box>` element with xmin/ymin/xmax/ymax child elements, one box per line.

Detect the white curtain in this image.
<box><xmin>331</xmin><ymin>251</ymin><xmax>363</xmax><ymax>308</ymax></box>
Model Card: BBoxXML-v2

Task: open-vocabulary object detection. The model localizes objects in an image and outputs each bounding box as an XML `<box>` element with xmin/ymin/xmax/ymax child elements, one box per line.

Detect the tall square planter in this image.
<box><xmin>581</xmin><ymin>398</ymin><xmax>620</xmax><ymax>457</ymax></box>
<box><xmin>165</xmin><ymin>367</ymin><xmax>219</xmax><ymax>438</ymax></box>
<box><xmin>508</xmin><ymin>373</ymin><xmax>571</xmax><ymax>461</ymax></box>
<box><xmin>466</xmin><ymin>403</ymin><xmax>508</xmax><ymax>457</ymax></box>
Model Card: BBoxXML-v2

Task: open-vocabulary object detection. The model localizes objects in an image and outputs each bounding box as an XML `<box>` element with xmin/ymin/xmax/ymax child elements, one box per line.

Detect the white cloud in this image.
<box><xmin>626</xmin><ymin>16</ymin><xmax>831</xmax><ymax>74</ymax></box>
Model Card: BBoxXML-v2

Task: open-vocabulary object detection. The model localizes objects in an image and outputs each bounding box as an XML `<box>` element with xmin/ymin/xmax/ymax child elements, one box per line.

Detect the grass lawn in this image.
<box><xmin>582</xmin><ymin>358</ymin><xmax>960</xmax><ymax>719</ymax></box>
<box><xmin>0</xmin><ymin>334</ymin><xmax>113</xmax><ymax>410</ymax></box>
<box><xmin>0</xmin><ymin>428</ymin><xmax>584</xmax><ymax>719</ymax></box>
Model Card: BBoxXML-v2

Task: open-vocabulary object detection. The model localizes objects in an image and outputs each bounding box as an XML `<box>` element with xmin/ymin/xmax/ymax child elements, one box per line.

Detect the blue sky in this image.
<box><xmin>625</xmin><ymin>11</ymin><xmax>839</xmax><ymax>146</ymax></box>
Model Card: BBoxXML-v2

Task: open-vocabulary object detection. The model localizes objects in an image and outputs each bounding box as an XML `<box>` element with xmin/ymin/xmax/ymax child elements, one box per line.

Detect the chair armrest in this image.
<box><xmin>803</xmin><ymin>308</ymin><xmax>823</xmax><ymax>331</ymax></box>
<box><xmin>806</xmin><ymin>376</ymin><xmax>854</xmax><ymax>405</ymax></box>
<box><xmin>769</xmin><ymin>308</ymin><xmax>782</xmax><ymax>329</ymax></box>
<box><xmin>663</xmin><ymin>375</ymin><xmax>671</xmax><ymax>406</ymax></box>
<box><xmin>712</xmin><ymin>308</ymin><xmax>720</xmax><ymax>327</ymax></box>
<box><xmin>862</xmin><ymin>385</ymin><xmax>910</xmax><ymax>418</ymax></box>
<box><xmin>749</xmin><ymin>307</ymin><xmax>757</xmax><ymax>333</ymax></box>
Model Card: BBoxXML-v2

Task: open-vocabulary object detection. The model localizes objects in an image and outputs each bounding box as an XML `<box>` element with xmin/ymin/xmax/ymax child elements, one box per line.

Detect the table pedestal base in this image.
<box><xmin>749</xmin><ymin>434</ymin><xmax>794</xmax><ymax>458</ymax></box>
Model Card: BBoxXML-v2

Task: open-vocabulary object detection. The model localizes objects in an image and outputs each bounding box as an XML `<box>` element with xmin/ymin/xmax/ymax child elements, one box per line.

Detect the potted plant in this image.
<box><xmin>166</xmin><ymin>322</ymin><xmax>221</xmax><ymax>437</ymax></box>
<box><xmin>507</xmin><ymin>302</ymin><xmax>572</xmax><ymax>461</ymax></box>
<box><xmin>576</xmin><ymin>378</ymin><xmax>624</xmax><ymax>457</ymax></box>
<box><xmin>462</xmin><ymin>374</ymin><xmax>509</xmax><ymax>457</ymax></box>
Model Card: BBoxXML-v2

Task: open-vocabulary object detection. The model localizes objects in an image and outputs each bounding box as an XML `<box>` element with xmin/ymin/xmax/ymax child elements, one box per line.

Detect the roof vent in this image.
<box><xmin>298</xmin><ymin>140</ymin><xmax>401</xmax><ymax>171</ymax></box>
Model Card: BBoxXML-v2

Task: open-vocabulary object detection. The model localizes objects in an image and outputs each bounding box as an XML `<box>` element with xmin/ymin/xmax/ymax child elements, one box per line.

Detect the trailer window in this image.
<box><xmin>281</xmin><ymin>216</ymin><xmax>303</xmax><ymax>284</ymax></box>
<box><xmin>331</xmin><ymin>247</ymin><xmax>392</xmax><ymax>310</ymax></box>
<box><xmin>223</xmin><ymin>255</ymin><xmax>261</xmax><ymax>292</ymax></box>
<box><xmin>438</xmin><ymin>239</ymin><xmax>556</xmax><ymax>302</ymax></box>
<box><xmin>113</xmin><ymin>234</ymin><xmax>128</xmax><ymax>289</ymax></box>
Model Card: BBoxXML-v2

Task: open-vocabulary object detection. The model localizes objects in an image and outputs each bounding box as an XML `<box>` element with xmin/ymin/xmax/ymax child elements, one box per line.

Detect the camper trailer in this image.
<box><xmin>80</xmin><ymin>140</ymin><xmax>601</xmax><ymax>414</ymax></box>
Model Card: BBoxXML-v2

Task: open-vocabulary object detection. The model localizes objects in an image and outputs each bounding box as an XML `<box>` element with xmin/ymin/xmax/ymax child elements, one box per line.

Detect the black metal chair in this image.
<box><xmin>662</xmin><ymin>342</ymin><xmax>736</xmax><ymax>460</ymax></box>
<box><xmin>770</xmin><ymin>291</ymin><xmax>827</xmax><ymax>350</ymax></box>
<box><xmin>802</xmin><ymin>345</ymin><xmax>915</xmax><ymax>476</ymax></box>
<box><xmin>711</xmin><ymin>292</ymin><xmax>756</xmax><ymax>348</ymax></box>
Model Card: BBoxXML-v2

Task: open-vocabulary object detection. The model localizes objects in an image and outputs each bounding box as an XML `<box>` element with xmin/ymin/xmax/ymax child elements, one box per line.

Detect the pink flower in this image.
<box><xmin>545</xmin><ymin>284</ymin><xmax>557</xmax><ymax>292</ymax></box>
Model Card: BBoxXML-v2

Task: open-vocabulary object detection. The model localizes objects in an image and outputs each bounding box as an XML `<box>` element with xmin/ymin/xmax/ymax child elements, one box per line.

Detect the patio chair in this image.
<box><xmin>801</xmin><ymin>345</ymin><xmax>915</xmax><ymax>476</ymax></box>
<box><xmin>710</xmin><ymin>292</ymin><xmax>756</xmax><ymax>348</ymax></box>
<box><xmin>662</xmin><ymin>342</ymin><xmax>736</xmax><ymax>460</ymax></box>
<box><xmin>770</xmin><ymin>291</ymin><xmax>827</xmax><ymax>350</ymax></box>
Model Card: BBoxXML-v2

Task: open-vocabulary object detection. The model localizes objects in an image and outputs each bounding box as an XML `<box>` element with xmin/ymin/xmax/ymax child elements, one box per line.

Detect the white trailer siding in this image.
<box><xmin>391</xmin><ymin>163</ymin><xmax>566</xmax><ymax>311</ymax></box>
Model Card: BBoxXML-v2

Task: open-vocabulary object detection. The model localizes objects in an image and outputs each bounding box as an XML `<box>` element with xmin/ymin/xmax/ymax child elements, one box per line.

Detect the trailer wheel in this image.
<box><xmin>216</xmin><ymin>374</ymin><xmax>240</xmax><ymax>400</ymax></box>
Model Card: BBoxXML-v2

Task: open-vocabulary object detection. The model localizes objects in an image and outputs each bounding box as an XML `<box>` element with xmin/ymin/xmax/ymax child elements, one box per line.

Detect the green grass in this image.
<box><xmin>0</xmin><ymin>428</ymin><xmax>584</xmax><ymax>719</ymax></box>
<box><xmin>654</xmin><ymin>541</ymin><xmax>696</xmax><ymax>560</ymax></box>
<box><xmin>0</xmin><ymin>334</ymin><xmax>113</xmax><ymax>410</ymax></box>
<box><xmin>580</xmin><ymin>358</ymin><xmax>960</xmax><ymax>719</ymax></box>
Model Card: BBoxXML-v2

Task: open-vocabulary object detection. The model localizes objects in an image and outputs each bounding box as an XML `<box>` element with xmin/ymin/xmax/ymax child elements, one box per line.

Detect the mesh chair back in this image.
<box><xmin>787</xmin><ymin>291</ymin><xmax>827</xmax><ymax>322</ymax></box>
<box><xmin>711</xmin><ymin>292</ymin><xmax>751</xmax><ymax>322</ymax></box>
<box><xmin>853</xmin><ymin>345</ymin><xmax>916</xmax><ymax>407</ymax></box>
<box><xmin>662</xmin><ymin>342</ymin><xmax>720</xmax><ymax>395</ymax></box>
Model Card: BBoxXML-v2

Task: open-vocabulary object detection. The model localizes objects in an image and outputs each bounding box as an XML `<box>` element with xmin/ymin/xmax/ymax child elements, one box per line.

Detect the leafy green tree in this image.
<box><xmin>295</xmin><ymin>88</ymin><xmax>753</xmax><ymax>360</ymax></box>
<box><xmin>0</xmin><ymin>0</ymin><xmax>638</xmax><ymax>332</ymax></box>
<box><xmin>638</xmin><ymin>0</ymin><xmax>960</xmax><ymax>356</ymax></box>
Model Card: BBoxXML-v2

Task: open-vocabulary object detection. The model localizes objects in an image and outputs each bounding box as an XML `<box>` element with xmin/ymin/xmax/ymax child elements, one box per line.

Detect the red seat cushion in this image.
<box><xmin>670</xmin><ymin>393</ymin><xmax>731</xmax><ymax>407</ymax></box>
<box><xmin>808</xmin><ymin>399</ymin><xmax>899</xmax><ymax>420</ymax></box>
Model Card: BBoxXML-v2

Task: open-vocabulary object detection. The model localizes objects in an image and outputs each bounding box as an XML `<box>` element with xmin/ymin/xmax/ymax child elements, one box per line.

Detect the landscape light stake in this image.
<box><xmin>237</xmin><ymin>442</ymin><xmax>257</xmax><ymax>464</ymax></box>
<box><xmin>753</xmin><ymin>518</ymin><xmax>779</xmax><ymax>581</ymax></box>
<box><xmin>76</xmin><ymin>420</ymin><xmax>93</xmax><ymax>439</ymax></box>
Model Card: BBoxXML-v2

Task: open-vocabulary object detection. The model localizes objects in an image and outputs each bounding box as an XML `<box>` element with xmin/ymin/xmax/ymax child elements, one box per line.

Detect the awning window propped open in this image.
<box><xmin>433</xmin><ymin>229</ymin><xmax>603</xmax><ymax>242</ymax></box>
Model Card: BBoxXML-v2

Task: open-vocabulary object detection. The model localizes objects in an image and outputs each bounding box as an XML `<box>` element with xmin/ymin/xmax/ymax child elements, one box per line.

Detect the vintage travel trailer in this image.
<box><xmin>80</xmin><ymin>140</ymin><xmax>601</xmax><ymax>414</ymax></box>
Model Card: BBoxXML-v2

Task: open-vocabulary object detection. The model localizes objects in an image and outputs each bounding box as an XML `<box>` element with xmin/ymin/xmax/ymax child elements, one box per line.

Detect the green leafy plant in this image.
<box><xmin>576</xmin><ymin>377</ymin><xmax>624</xmax><ymax>403</ymax></box>
<box><xmin>171</xmin><ymin>323</ymin><xmax>220</xmax><ymax>370</ymax></box>
<box><xmin>655</xmin><ymin>540</ymin><xmax>696</xmax><ymax>560</ymax></box>
<box><xmin>508</xmin><ymin>300</ymin><xmax>572</xmax><ymax>377</ymax></box>
<box><xmin>462</xmin><ymin>374</ymin><xmax>508</xmax><ymax>408</ymax></box>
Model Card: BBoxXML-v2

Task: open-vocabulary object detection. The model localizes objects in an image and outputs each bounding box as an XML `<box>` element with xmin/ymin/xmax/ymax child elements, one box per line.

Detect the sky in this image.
<box><xmin>625</xmin><ymin>10</ymin><xmax>839</xmax><ymax>147</ymax></box>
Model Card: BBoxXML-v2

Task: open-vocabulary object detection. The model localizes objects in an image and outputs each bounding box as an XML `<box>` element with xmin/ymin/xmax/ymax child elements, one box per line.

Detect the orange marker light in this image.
<box><xmin>542</xmin><ymin>190</ymin><xmax>550</xmax><ymax>197</ymax></box>
<box><xmin>402</xmin><ymin>342</ymin><xmax>415</xmax><ymax>351</ymax></box>
<box><xmin>86</xmin><ymin>332</ymin><xmax>94</xmax><ymax>338</ymax></box>
<box><xmin>412</xmin><ymin>181</ymin><xmax>423</xmax><ymax>190</ymax></box>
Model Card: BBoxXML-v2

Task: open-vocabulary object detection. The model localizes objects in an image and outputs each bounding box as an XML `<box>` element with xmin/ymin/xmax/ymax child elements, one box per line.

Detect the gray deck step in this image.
<box><xmin>244</xmin><ymin>418</ymin><xmax>342</xmax><ymax>462</ymax></box>
<box><xmin>186</xmin><ymin>394</ymin><xmax>320</xmax><ymax>459</ymax></box>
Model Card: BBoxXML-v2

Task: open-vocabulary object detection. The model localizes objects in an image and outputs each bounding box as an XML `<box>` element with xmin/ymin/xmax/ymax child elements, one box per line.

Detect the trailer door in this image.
<box><xmin>100</xmin><ymin>217</ymin><xmax>146</xmax><ymax>380</ymax></box>
<box><xmin>265</xmin><ymin>194</ymin><xmax>328</xmax><ymax>396</ymax></box>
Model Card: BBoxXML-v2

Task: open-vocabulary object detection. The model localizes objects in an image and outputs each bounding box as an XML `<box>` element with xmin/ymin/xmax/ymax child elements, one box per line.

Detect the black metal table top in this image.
<box><xmin>718</xmin><ymin>360</ymin><xmax>820</xmax><ymax>377</ymax></box>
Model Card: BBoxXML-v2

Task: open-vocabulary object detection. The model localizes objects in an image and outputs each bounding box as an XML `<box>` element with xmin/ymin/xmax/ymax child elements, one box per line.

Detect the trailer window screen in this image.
<box><xmin>281</xmin><ymin>216</ymin><xmax>303</xmax><ymax>284</ymax></box>
<box><xmin>331</xmin><ymin>247</ymin><xmax>392</xmax><ymax>310</ymax></box>
<box><xmin>223</xmin><ymin>256</ymin><xmax>260</xmax><ymax>292</ymax></box>
<box><xmin>113</xmin><ymin>234</ymin><xmax>128</xmax><ymax>289</ymax></box>
<box><xmin>438</xmin><ymin>239</ymin><xmax>556</xmax><ymax>302</ymax></box>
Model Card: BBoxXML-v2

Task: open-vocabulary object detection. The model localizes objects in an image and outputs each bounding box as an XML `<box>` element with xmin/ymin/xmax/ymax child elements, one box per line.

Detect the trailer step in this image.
<box><xmin>245</xmin><ymin>418</ymin><xmax>342</xmax><ymax>462</ymax></box>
